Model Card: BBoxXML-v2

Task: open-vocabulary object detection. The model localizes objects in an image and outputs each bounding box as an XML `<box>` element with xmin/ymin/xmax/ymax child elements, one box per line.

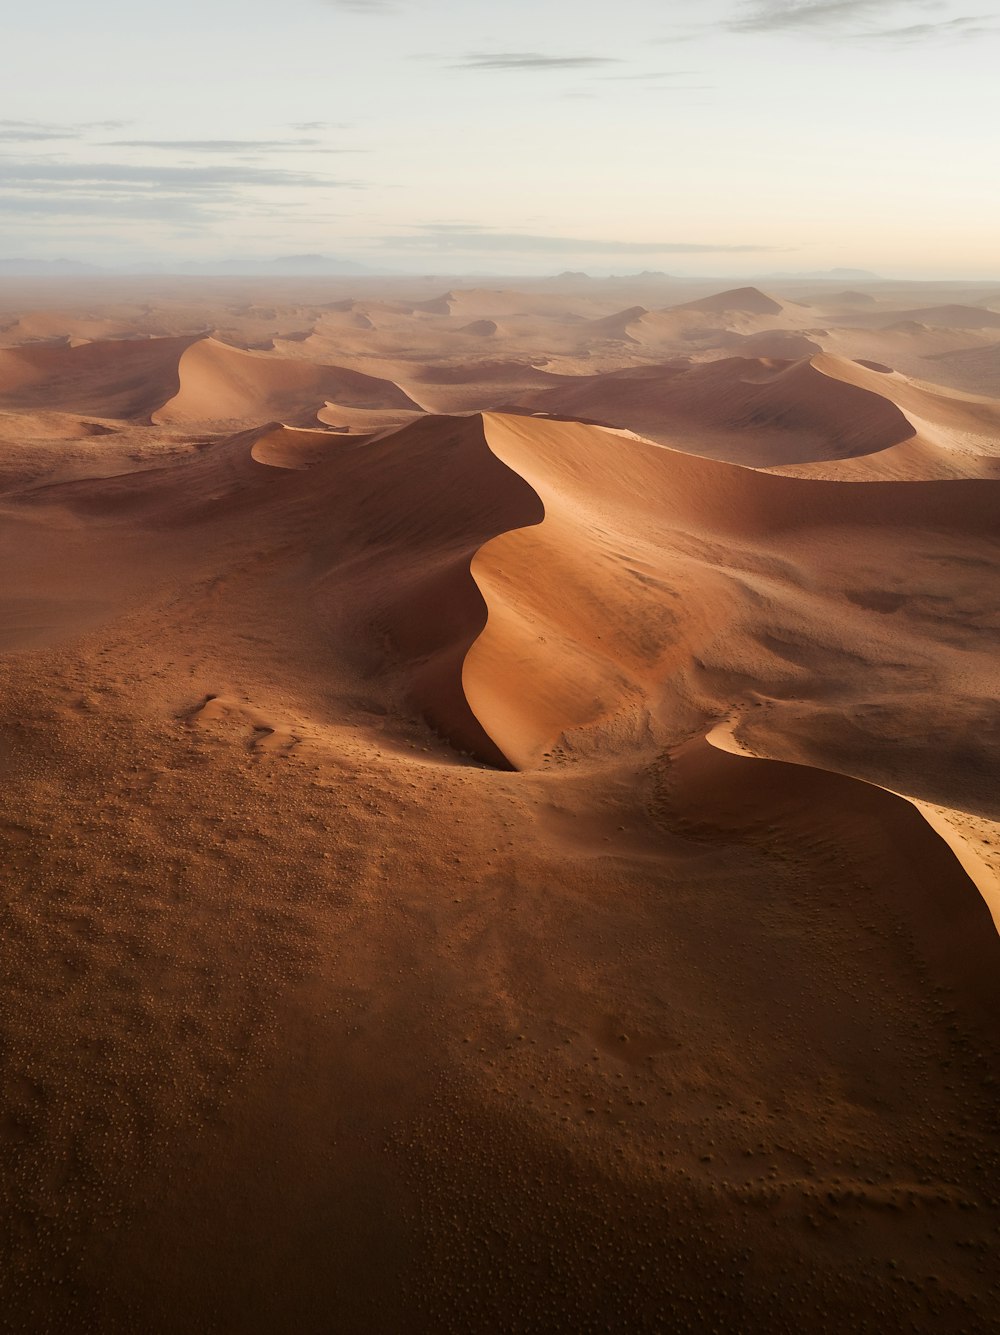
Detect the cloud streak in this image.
<box><xmin>729</xmin><ymin>0</ymin><xmax>902</xmax><ymax>31</ymax></box>
<box><xmin>328</xmin><ymin>0</ymin><xmax>396</xmax><ymax>10</ymax></box>
<box><xmin>103</xmin><ymin>138</ymin><xmax>328</xmax><ymax>152</ymax></box>
<box><xmin>450</xmin><ymin>52</ymin><xmax>622</xmax><ymax>71</ymax></box>
<box><xmin>0</xmin><ymin>153</ymin><xmax>365</xmax><ymax>230</ymax></box>
<box><xmin>0</xmin><ymin>119</ymin><xmax>130</xmax><ymax>143</ymax></box>
<box><xmin>379</xmin><ymin>227</ymin><xmax>784</xmax><ymax>255</ymax></box>
<box><xmin>722</xmin><ymin>0</ymin><xmax>995</xmax><ymax>40</ymax></box>
<box><xmin>0</xmin><ymin>158</ymin><xmax>360</xmax><ymax>191</ymax></box>
<box><xmin>862</xmin><ymin>13</ymin><xmax>997</xmax><ymax>39</ymax></box>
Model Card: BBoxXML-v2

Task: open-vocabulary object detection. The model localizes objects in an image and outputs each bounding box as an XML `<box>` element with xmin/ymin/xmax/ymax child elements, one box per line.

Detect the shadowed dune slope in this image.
<box><xmin>17</xmin><ymin>413</ymin><xmax>544</xmax><ymax>765</ymax></box>
<box><xmin>514</xmin><ymin>355</ymin><xmax>917</xmax><ymax>465</ymax></box>
<box><xmin>0</xmin><ymin>335</ymin><xmax>201</xmax><ymax>419</ymax></box>
<box><xmin>395</xmin><ymin>360</ymin><xmax>573</xmax><ymax>414</ymax></box>
<box><xmin>772</xmin><ymin>355</ymin><xmax>1000</xmax><ymax>478</ymax></box>
<box><xmin>657</xmin><ymin>732</ymin><xmax>1000</xmax><ymax>1019</ymax></box>
<box><xmin>515</xmin><ymin>352</ymin><xmax>1000</xmax><ymax>476</ymax></box>
<box><xmin>721</xmin><ymin>330</ymin><xmax>824</xmax><ymax>360</ymax></box>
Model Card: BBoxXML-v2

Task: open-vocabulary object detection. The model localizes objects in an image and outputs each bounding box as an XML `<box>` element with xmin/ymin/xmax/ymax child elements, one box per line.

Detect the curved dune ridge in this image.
<box><xmin>448</xmin><ymin>412</ymin><xmax>1000</xmax><ymax>772</ymax></box>
<box><xmin>0</xmin><ymin>333</ymin><xmax>423</xmax><ymax>428</ymax></box>
<box><xmin>153</xmin><ymin>337</ymin><xmax>422</xmax><ymax>426</ymax></box>
<box><xmin>775</xmin><ymin>356</ymin><xmax>1000</xmax><ymax>480</ymax></box>
<box><xmin>516</xmin><ymin>351</ymin><xmax>1000</xmax><ymax>476</ymax></box>
<box><xmin>587</xmin><ymin>306</ymin><xmax>649</xmax><ymax>341</ymax></box>
<box><xmin>514</xmin><ymin>354</ymin><xmax>917</xmax><ymax>466</ymax></box>
<box><xmin>14</xmin><ymin>397</ymin><xmax>999</xmax><ymax>787</ymax></box>
<box><xmin>248</xmin><ymin>423</ymin><xmax>348</xmax><ymax>470</ymax></box>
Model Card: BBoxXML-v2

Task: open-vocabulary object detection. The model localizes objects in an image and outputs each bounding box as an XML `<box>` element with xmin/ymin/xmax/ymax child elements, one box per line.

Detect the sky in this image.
<box><xmin>1</xmin><ymin>0</ymin><xmax>998</xmax><ymax>276</ymax></box>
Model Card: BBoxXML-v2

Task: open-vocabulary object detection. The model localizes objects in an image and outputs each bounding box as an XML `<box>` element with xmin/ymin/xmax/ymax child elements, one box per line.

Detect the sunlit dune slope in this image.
<box><xmin>462</xmin><ymin>413</ymin><xmax>1000</xmax><ymax>773</ymax></box>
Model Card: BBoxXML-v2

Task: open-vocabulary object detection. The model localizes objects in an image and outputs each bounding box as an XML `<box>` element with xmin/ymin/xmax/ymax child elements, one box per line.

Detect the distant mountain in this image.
<box><xmin>131</xmin><ymin>254</ymin><xmax>379</xmax><ymax>277</ymax></box>
<box><xmin>0</xmin><ymin>257</ymin><xmax>105</xmax><ymax>276</ymax></box>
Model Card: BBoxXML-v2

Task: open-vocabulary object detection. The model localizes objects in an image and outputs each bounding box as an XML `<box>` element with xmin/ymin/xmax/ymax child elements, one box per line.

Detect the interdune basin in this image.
<box><xmin>1</xmin><ymin>274</ymin><xmax>999</xmax><ymax>1334</ymax></box>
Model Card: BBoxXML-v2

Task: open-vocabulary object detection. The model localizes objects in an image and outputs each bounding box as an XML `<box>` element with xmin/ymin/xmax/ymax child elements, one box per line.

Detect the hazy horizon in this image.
<box><xmin>3</xmin><ymin>0</ymin><xmax>998</xmax><ymax>277</ymax></box>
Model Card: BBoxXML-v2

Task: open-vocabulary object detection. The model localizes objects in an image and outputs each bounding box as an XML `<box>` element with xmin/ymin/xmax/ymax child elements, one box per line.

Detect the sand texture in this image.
<box><xmin>1</xmin><ymin>273</ymin><xmax>999</xmax><ymax>1334</ymax></box>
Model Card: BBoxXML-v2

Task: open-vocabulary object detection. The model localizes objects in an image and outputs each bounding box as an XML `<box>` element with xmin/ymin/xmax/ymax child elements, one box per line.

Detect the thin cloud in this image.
<box><xmin>379</xmin><ymin>227</ymin><xmax>784</xmax><ymax>255</ymax></box>
<box><xmin>103</xmin><ymin>138</ymin><xmax>336</xmax><ymax>152</ymax></box>
<box><xmin>0</xmin><ymin>158</ymin><xmax>361</xmax><ymax>191</ymax></box>
<box><xmin>863</xmin><ymin>13</ymin><xmax>997</xmax><ymax>38</ymax></box>
<box><xmin>0</xmin><ymin>194</ymin><xmax>222</xmax><ymax>222</ymax></box>
<box><xmin>450</xmin><ymin>52</ymin><xmax>623</xmax><ymax>71</ymax></box>
<box><xmin>729</xmin><ymin>0</ymin><xmax>898</xmax><ymax>31</ymax></box>
<box><xmin>722</xmin><ymin>0</ymin><xmax>993</xmax><ymax>40</ymax></box>
<box><xmin>0</xmin><ymin>117</ymin><xmax>132</xmax><ymax>144</ymax></box>
<box><xmin>0</xmin><ymin>130</ymin><xmax>75</xmax><ymax>142</ymax></box>
<box><xmin>0</xmin><ymin>120</ymin><xmax>80</xmax><ymax>142</ymax></box>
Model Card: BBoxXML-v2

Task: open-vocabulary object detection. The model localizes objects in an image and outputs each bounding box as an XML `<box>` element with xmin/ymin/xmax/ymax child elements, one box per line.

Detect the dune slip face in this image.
<box><xmin>1</xmin><ymin>276</ymin><xmax>999</xmax><ymax>1335</ymax></box>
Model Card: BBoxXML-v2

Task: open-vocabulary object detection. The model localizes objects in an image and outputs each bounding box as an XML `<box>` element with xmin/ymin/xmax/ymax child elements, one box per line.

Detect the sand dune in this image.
<box><xmin>2</xmin><ymin>276</ymin><xmax>999</xmax><ymax>1335</ymax></box>
<box><xmin>393</xmin><ymin>359</ymin><xmax>573</xmax><ymax>414</ymax></box>
<box><xmin>153</xmin><ymin>336</ymin><xmax>422</xmax><ymax>427</ymax></box>
<box><xmin>248</xmin><ymin>423</ymin><xmax>350</xmax><ymax>470</ymax></box>
<box><xmin>515</xmin><ymin>350</ymin><xmax>1000</xmax><ymax>478</ymax></box>
<box><xmin>456</xmin><ymin>412</ymin><xmax>1000</xmax><ymax>769</ymax></box>
<box><xmin>673</xmin><ymin>285</ymin><xmax>786</xmax><ymax>316</ymax></box>
<box><xmin>720</xmin><ymin>328</ymin><xmax>825</xmax><ymax>359</ymax></box>
<box><xmin>0</xmin><ymin>334</ymin><xmax>200</xmax><ymax>419</ymax></box>
<box><xmin>920</xmin><ymin>339</ymin><xmax>1000</xmax><ymax>395</ymax></box>
<box><xmin>668</xmin><ymin>727</ymin><xmax>1000</xmax><ymax>1017</ymax></box>
<box><xmin>515</xmin><ymin>354</ymin><xmax>917</xmax><ymax>465</ymax></box>
<box><xmin>869</xmin><ymin>304</ymin><xmax>1000</xmax><ymax>331</ymax></box>
<box><xmin>586</xmin><ymin>305</ymin><xmax>650</xmax><ymax>341</ymax></box>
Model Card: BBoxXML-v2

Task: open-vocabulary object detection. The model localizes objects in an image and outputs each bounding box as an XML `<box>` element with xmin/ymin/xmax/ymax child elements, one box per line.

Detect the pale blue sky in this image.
<box><xmin>2</xmin><ymin>0</ymin><xmax>997</xmax><ymax>274</ymax></box>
